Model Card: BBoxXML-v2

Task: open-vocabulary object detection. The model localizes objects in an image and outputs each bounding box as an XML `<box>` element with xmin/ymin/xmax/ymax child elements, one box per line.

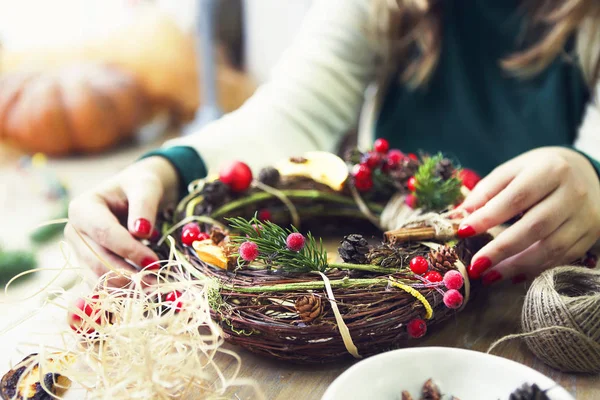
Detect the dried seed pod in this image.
<box><xmin>338</xmin><ymin>234</ymin><xmax>370</xmax><ymax>264</ymax></box>
<box><xmin>1</xmin><ymin>353</ymin><xmax>73</xmax><ymax>400</ymax></box>
<box><xmin>422</xmin><ymin>378</ymin><xmax>442</xmax><ymax>400</ymax></box>
<box><xmin>401</xmin><ymin>390</ymin><xmax>414</xmax><ymax>400</ymax></box>
<box><xmin>294</xmin><ymin>294</ymin><xmax>323</xmax><ymax>323</ymax></box>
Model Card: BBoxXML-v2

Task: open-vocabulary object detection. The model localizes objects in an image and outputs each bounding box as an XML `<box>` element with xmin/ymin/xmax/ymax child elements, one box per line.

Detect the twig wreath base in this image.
<box><xmin>153</xmin><ymin>151</ymin><xmax>490</xmax><ymax>363</ymax></box>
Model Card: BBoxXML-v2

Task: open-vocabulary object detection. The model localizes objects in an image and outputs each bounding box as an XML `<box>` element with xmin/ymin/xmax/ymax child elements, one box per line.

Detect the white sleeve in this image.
<box><xmin>165</xmin><ymin>0</ymin><xmax>377</xmax><ymax>174</ymax></box>
<box><xmin>574</xmin><ymin>88</ymin><xmax>600</xmax><ymax>161</ymax></box>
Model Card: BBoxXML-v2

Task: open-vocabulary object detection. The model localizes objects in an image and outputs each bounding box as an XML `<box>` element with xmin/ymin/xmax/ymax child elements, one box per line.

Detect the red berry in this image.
<box><xmin>258</xmin><ymin>209</ymin><xmax>272</xmax><ymax>221</ymax></box>
<box><xmin>405</xmin><ymin>194</ymin><xmax>418</xmax><ymax>209</ymax></box>
<box><xmin>364</xmin><ymin>152</ymin><xmax>382</xmax><ymax>168</ymax></box>
<box><xmin>352</xmin><ymin>164</ymin><xmax>372</xmax><ymax>181</ymax></box>
<box><xmin>407</xmin><ymin>318</ymin><xmax>427</xmax><ymax>339</ymax></box>
<box><xmin>239</xmin><ymin>241</ymin><xmax>259</xmax><ymax>262</ymax></box>
<box><xmin>407</xmin><ymin>153</ymin><xmax>418</xmax><ymax>161</ymax></box>
<box><xmin>164</xmin><ymin>290</ymin><xmax>183</xmax><ymax>312</ymax></box>
<box><xmin>286</xmin><ymin>232</ymin><xmax>306</xmax><ymax>252</ymax></box>
<box><xmin>407</xmin><ymin>176</ymin><xmax>417</xmax><ymax>192</ymax></box>
<box><xmin>197</xmin><ymin>232</ymin><xmax>210</xmax><ymax>241</ymax></box>
<box><xmin>354</xmin><ymin>177</ymin><xmax>373</xmax><ymax>192</ymax></box>
<box><xmin>443</xmin><ymin>270</ymin><xmax>464</xmax><ymax>290</ymax></box>
<box><xmin>181</xmin><ymin>223</ymin><xmax>201</xmax><ymax>246</ymax></box>
<box><xmin>458</xmin><ymin>168</ymin><xmax>481</xmax><ymax>190</ymax></box>
<box><xmin>386</xmin><ymin>149</ymin><xmax>404</xmax><ymax>167</ymax></box>
<box><xmin>68</xmin><ymin>296</ymin><xmax>102</xmax><ymax>334</ymax></box>
<box><xmin>409</xmin><ymin>256</ymin><xmax>429</xmax><ymax>275</ymax></box>
<box><xmin>424</xmin><ymin>271</ymin><xmax>443</xmax><ymax>283</ymax></box>
<box><xmin>443</xmin><ymin>289</ymin><xmax>464</xmax><ymax>309</ymax></box>
<box><xmin>251</xmin><ymin>224</ymin><xmax>263</xmax><ymax>235</ymax></box>
<box><xmin>374</xmin><ymin>138</ymin><xmax>390</xmax><ymax>154</ymax></box>
<box><xmin>219</xmin><ymin>161</ymin><xmax>253</xmax><ymax>192</ymax></box>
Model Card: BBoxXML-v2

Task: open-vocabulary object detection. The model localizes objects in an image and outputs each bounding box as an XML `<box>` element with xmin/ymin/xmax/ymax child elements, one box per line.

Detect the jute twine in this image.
<box><xmin>490</xmin><ymin>267</ymin><xmax>600</xmax><ymax>373</ymax></box>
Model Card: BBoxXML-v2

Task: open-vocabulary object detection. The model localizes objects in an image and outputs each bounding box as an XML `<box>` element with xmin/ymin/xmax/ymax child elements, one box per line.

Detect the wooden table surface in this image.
<box><xmin>1</xmin><ymin>142</ymin><xmax>599</xmax><ymax>400</ymax></box>
<box><xmin>220</xmin><ymin>282</ymin><xmax>599</xmax><ymax>400</ymax></box>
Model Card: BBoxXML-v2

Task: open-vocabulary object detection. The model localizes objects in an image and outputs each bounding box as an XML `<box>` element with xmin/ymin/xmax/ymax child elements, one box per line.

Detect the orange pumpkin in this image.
<box><xmin>0</xmin><ymin>63</ymin><xmax>148</xmax><ymax>156</ymax></box>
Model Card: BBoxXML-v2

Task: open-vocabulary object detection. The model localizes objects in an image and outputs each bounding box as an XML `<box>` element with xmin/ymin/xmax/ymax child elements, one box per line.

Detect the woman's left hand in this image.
<box><xmin>458</xmin><ymin>147</ymin><xmax>600</xmax><ymax>285</ymax></box>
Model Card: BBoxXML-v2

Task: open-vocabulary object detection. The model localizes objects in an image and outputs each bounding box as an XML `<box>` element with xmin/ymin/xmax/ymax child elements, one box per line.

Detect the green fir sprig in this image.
<box><xmin>414</xmin><ymin>154</ymin><xmax>462</xmax><ymax>211</ymax></box>
<box><xmin>227</xmin><ymin>216</ymin><xmax>328</xmax><ymax>272</ymax></box>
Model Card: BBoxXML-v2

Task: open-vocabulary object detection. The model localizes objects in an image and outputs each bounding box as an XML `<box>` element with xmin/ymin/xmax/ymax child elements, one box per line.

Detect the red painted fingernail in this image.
<box><xmin>141</xmin><ymin>257</ymin><xmax>159</xmax><ymax>270</ymax></box>
<box><xmin>511</xmin><ymin>273</ymin><xmax>527</xmax><ymax>284</ymax></box>
<box><xmin>468</xmin><ymin>257</ymin><xmax>492</xmax><ymax>279</ymax></box>
<box><xmin>134</xmin><ymin>218</ymin><xmax>152</xmax><ymax>236</ymax></box>
<box><xmin>457</xmin><ymin>225</ymin><xmax>476</xmax><ymax>238</ymax></box>
<box><xmin>482</xmin><ymin>270</ymin><xmax>502</xmax><ymax>286</ymax></box>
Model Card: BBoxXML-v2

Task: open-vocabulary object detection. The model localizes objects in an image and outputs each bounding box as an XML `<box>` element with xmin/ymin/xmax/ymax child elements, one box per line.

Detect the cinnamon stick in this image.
<box><xmin>384</xmin><ymin>224</ymin><xmax>459</xmax><ymax>243</ymax></box>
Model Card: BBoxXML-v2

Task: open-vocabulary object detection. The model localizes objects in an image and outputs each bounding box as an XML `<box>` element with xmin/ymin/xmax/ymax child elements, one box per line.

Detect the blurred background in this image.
<box><xmin>0</xmin><ymin>0</ymin><xmax>312</xmax><ymax>360</ymax></box>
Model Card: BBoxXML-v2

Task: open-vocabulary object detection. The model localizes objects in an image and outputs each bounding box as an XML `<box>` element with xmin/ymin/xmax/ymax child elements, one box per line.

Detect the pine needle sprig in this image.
<box><xmin>414</xmin><ymin>153</ymin><xmax>462</xmax><ymax>211</ymax></box>
<box><xmin>226</xmin><ymin>216</ymin><xmax>328</xmax><ymax>272</ymax></box>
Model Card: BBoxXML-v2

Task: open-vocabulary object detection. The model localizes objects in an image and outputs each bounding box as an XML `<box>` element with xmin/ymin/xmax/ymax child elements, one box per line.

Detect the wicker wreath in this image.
<box><xmin>151</xmin><ymin>146</ymin><xmax>491</xmax><ymax>363</ymax></box>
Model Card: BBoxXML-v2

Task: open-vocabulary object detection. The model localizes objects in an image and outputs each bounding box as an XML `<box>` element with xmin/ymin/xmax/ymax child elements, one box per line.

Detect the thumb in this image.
<box><xmin>123</xmin><ymin>173</ymin><xmax>164</xmax><ymax>239</ymax></box>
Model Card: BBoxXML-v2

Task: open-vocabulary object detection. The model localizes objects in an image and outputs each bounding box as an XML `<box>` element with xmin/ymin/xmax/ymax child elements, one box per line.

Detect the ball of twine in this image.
<box><xmin>522</xmin><ymin>266</ymin><xmax>600</xmax><ymax>373</ymax></box>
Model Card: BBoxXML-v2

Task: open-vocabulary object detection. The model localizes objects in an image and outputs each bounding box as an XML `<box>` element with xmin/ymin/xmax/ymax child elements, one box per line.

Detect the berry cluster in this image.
<box><xmin>239</xmin><ymin>232</ymin><xmax>307</xmax><ymax>263</ymax></box>
<box><xmin>351</xmin><ymin>138</ymin><xmax>419</xmax><ymax>193</ymax></box>
<box><xmin>405</xmin><ymin>254</ymin><xmax>466</xmax><ymax>338</ymax></box>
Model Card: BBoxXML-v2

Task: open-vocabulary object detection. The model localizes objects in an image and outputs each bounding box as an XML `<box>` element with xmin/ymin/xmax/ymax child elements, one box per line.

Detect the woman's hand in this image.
<box><xmin>65</xmin><ymin>157</ymin><xmax>179</xmax><ymax>286</ymax></box>
<box><xmin>458</xmin><ymin>147</ymin><xmax>600</xmax><ymax>285</ymax></box>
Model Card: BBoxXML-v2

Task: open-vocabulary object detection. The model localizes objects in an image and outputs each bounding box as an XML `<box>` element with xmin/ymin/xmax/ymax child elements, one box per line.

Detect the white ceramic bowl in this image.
<box><xmin>322</xmin><ymin>347</ymin><xmax>574</xmax><ymax>400</ymax></box>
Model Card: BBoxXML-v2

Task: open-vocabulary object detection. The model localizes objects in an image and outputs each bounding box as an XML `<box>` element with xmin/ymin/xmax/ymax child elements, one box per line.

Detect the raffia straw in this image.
<box><xmin>4</xmin><ymin>225</ymin><xmax>263</xmax><ymax>399</ymax></box>
<box><xmin>252</xmin><ymin>180</ymin><xmax>301</xmax><ymax>228</ymax></box>
<box><xmin>316</xmin><ymin>271</ymin><xmax>361</xmax><ymax>359</ymax></box>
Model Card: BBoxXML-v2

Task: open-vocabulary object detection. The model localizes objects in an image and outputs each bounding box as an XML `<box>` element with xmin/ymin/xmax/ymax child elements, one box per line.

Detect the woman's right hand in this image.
<box><xmin>65</xmin><ymin>156</ymin><xmax>179</xmax><ymax>286</ymax></box>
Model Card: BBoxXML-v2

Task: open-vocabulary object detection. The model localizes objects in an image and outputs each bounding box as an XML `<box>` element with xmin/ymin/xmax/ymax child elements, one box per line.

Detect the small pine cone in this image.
<box><xmin>201</xmin><ymin>180</ymin><xmax>230</xmax><ymax>205</ymax></box>
<box><xmin>434</xmin><ymin>158</ymin><xmax>455</xmax><ymax>180</ymax></box>
<box><xmin>421</xmin><ymin>379</ymin><xmax>442</xmax><ymax>400</ymax></box>
<box><xmin>258</xmin><ymin>166</ymin><xmax>281</xmax><ymax>187</ymax></box>
<box><xmin>295</xmin><ymin>295</ymin><xmax>323</xmax><ymax>323</ymax></box>
<box><xmin>428</xmin><ymin>245</ymin><xmax>458</xmax><ymax>271</ymax></box>
<box><xmin>509</xmin><ymin>383</ymin><xmax>550</xmax><ymax>400</ymax></box>
<box><xmin>338</xmin><ymin>234</ymin><xmax>370</xmax><ymax>264</ymax></box>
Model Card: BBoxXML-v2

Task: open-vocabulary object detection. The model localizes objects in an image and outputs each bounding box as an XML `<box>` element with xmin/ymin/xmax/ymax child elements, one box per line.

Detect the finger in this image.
<box><xmin>69</xmin><ymin>196</ymin><xmax>159</xmax><ymax>269</ymax></box>
<box><xmin>460</xmin><ymin>162</ymin><xmax>520</xmax><ymax>213</ymax></box>
<box><xmin>122</xmin><ymin>172</ymin><xmax>163</xmax><ymax>239</ymax></box>
<box><xmin>480</xmin><ymin>217</ymin><xmax>587</xmax><ymax>285</ymax></box>
<box><xmin>467</xmin><ymin>187</ymin><xmax>572</xmax><ymax>278</ymax></box>
<box><xmin>65</xmin><ymin>224</ymin><xmax>136</xmax><ymax>287</ymax></box>
<box><xmin>561</xmin><ymin>234</ymin><xmax>598</xmax><ymax>266</ymax></box>
<box><xmin>459</xmin><ymin>164</ymin><xmax>562</xmax><ymax>237</ymax></box>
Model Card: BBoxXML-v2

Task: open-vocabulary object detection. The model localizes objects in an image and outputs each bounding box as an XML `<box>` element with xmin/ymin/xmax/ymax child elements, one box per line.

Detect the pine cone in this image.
<box><xmin>295</xmin><ymin>295</ymin><xmax>323</xmax><ymax>323</ymax></box>
<box><xmin>509</xmin><ymin>383</ymin><xmax>550</xmax><ymax>400</ymax></box>
<box><xmin>434</xmin><ymin>158</ymin><xmax>455</xmax><ymax>180</ymax></box>
<box><xmin>428</xmin><ymin>245</ymin><xmax>458</xmax><ymax>271</ymax></box>
<box><xmin>201</xmin><ymin>180</ymin><xmax>230</xmax><ymax>205</ymax></box>
<box><xmin>258</xmin><ymin>166</ymin><xmax>281</xmax><ymax>187</ymax></box>
<box><xmin>421</xmin><ymin>379</ymin><xmax>442</xmax><ymax>400</ymax></box>
<box><xmin>338</xmin><ymin>234</ymin><xmax>370</xmax><ymax>264</ymax></box>
<box><xmin>366</xmin><ymin>244</ymin><xmax>404</xmax><ymax>269</ymax></box>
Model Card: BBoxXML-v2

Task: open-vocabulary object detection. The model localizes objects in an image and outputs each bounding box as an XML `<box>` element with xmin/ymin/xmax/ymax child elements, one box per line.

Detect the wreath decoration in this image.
<box><xmin>148</xmin><ymin>140</ymin><xmax>491</xmax><ymax>363</ymax></box>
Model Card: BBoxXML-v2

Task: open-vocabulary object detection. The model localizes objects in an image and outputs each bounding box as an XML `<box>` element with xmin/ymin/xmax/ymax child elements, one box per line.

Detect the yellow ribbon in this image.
<box><xmin>389</xmin><ymin>278</ymin><xmax>433</xmax><ymax>320</ymax></box>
